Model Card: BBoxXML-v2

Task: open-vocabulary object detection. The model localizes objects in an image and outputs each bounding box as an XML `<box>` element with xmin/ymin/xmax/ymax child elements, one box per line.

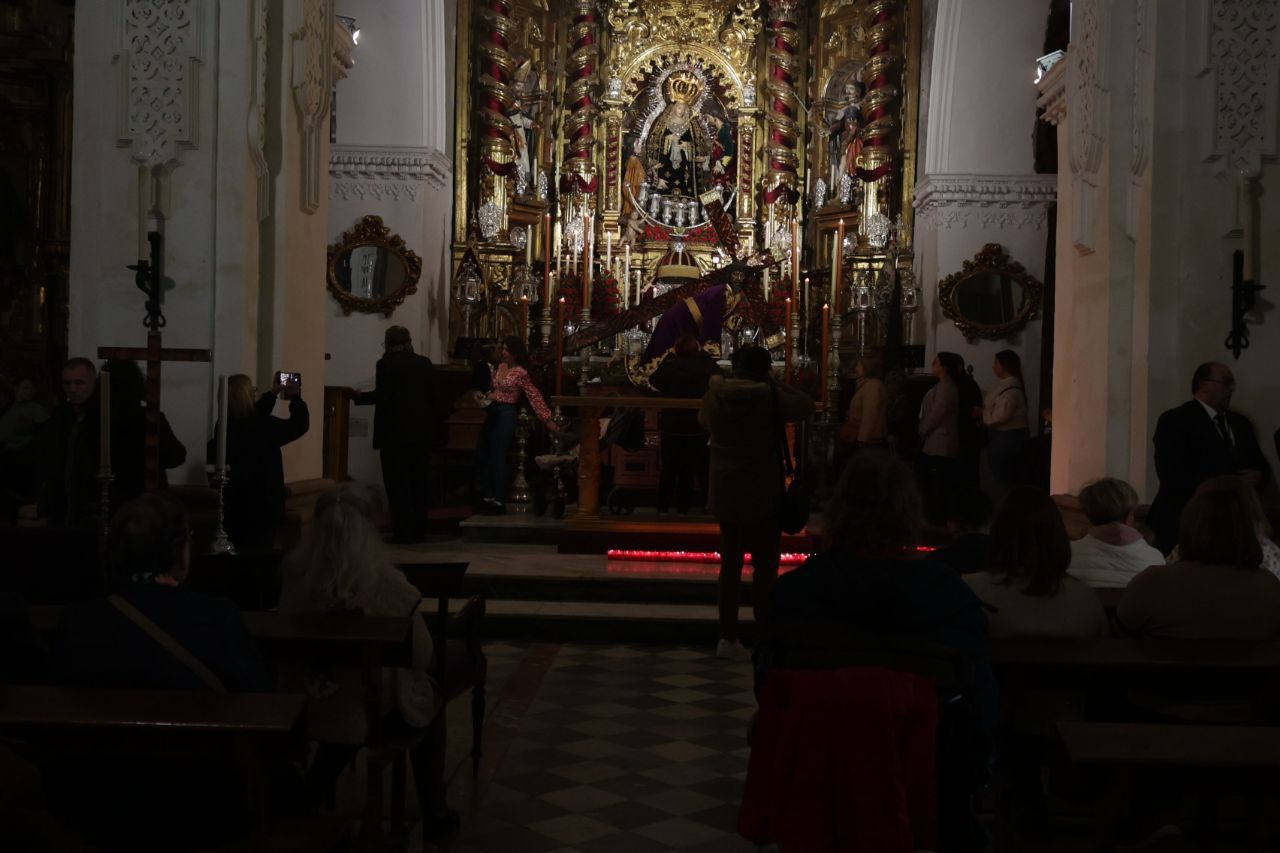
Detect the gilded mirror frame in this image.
<box><xmin>938</xmin><ymin>243</ymin><xmax>1043</xmax><ymax>341</ymax></box>
<box><xmin>326</xmin><ymin>215</ymin><xmax>423</xmax><ymax>317</ymax></box>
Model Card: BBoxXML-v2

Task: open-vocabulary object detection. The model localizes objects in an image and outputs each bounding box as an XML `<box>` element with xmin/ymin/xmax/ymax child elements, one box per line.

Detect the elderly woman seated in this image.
<box><xmin>1067</xmin><ymin>477</ymin><xmax>1164</xmax><ymax>589</ymax></box>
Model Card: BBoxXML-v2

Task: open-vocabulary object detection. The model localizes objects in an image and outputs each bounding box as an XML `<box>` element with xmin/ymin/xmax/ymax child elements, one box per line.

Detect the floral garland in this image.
<box><xmin>592</xmin><ymin>268</ymin><xmax>622</xmax><ymax>317</ymax></box>
<box><xmin>556</xmin><ymin>271</ymin><xmax>583</xmax><ymax>319</ymax></box>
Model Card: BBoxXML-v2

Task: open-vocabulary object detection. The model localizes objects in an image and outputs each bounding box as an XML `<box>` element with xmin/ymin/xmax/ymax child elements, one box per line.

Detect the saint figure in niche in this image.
<box><xmin>644</xmin><ymin>70</ymin><xmax>709</xmax><ymax>198</ymax></box>
<box><xmin>827</xmin><ymin>78</ymin><xmax>865</xmax><ymax>191</ymax></box>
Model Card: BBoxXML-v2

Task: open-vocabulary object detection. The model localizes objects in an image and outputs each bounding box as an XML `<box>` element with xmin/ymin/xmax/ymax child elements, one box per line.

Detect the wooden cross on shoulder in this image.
<box><xmin>98</xmin><ymin>230</ymin><xmax>210</xmax><ymax>489</ymax></box>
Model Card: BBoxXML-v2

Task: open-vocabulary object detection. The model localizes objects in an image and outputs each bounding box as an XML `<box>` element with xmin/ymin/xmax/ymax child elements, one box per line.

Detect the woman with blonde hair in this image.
<box><xmin>280</xmin><ymin>485</ymin><xmax>457</xmax><ymax>835</ymax></box>
<box><xmin>1068</xmin><ymin>477</ymin><xmax>1165</xmax><ymax>589</ymax></box>
<box><xmin>206</xmin><ymin>372</ymin><xmax>308</xmax><ymax>552</ymax></box>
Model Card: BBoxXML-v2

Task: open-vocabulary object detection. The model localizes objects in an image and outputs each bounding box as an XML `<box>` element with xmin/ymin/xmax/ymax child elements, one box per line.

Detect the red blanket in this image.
<box><xmin>739</xmin><ymin>666</ymin><xmax>938</xmax><ymax>852</ymax></box>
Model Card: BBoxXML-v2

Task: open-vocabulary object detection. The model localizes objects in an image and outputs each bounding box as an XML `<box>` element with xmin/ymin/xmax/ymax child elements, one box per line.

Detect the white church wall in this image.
<box><xmin>914</xmin><ymin>0</ymin><xmax>1054</xmax><ymax>418</ymax></box>
<box><xmin>326</xmin><ymin>0</ymin><xmax>454</xmax><ymax>487</ymax></box>
<box><xmin>69</xmin><ymin>1</ymin><xmax>259</xmax><ymax>486</ymax></box>
<box><xmin>1044</xmin><ymin>0</ymin><xmax>1280</xmax><ymax>504</ymax></box>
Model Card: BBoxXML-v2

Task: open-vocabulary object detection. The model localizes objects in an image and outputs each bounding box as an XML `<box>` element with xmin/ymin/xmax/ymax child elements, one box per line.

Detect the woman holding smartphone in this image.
<box><xmin>207</xmin><ymin>372</ymin><xmax>310</xmax><ymax>551</ymax></box>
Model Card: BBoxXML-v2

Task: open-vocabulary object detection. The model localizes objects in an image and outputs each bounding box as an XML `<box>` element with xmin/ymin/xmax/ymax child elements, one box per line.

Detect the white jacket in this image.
<box><xmin>1068</xmin><ymin>534</ymin><xmax>1165</xmax><ymax>589</ymax></box>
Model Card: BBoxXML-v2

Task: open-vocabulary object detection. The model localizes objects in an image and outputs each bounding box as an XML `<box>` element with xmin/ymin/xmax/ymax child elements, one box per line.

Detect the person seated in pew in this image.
<box><xmin>770</xmin><ymin>455</ymin><xmax>994</xmax><ymax>852</ymax></box>
<box><xmin>279</xmin><ymin>485</ymin><xmax>458</xmax><ymax>838</ymax></box>
<box><xmin>1067</xmin><ymin>477</ymin><xmax>1165</xmax><ymax>589</ymax></box>
<box><xmin>930</xmin><ymin>488</ymin><xmax>992</xmax><ymax>575</ymax></box>
<box><xmin>53</xmin><ymin>491</ymin><xmax>270</xmax><ymax>691</ymax></box>
<box><xmin>47</xmin><ymin>492</ymin><xmax>277</xmax><ymax>849</ymax></box>
<box><xmin>1118</xmin><ymin>475</ymin><xmax>1280</xmax><ymax>641</ymax></box>
<box><xmin>966</xmin><ymin>487</ymin><xmax>1108</xmax><ymax>639</ymax></box>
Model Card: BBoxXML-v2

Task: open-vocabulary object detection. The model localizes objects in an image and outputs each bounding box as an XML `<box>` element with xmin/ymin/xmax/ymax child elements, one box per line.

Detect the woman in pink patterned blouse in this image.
<box><xmin>475</xmin><ymin>336</ymin><xmax>559</xmax><ymax>514</ymax></box>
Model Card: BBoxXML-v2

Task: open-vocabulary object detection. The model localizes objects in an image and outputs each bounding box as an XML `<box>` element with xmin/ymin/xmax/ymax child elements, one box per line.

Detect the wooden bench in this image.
<box><xmin>0</xmin><ymin>684</ymin><xmax>311</xmax><ymax>845</ymax></box>
<box><xmin>1058</xmin><ymin>721</ymin><xmax>1280</xmax><ymax>770</ymax></box>
<box><xmin>1057</xmin><ymin>721</ymin><xmax>1280</xmax><ymax>848</ymax></box>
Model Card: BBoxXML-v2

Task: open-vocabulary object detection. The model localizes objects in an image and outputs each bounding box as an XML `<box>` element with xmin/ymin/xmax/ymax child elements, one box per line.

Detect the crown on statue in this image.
<box><xmin>665</xmin><ymin>71</ymin><xmax>703</xmax><ymax>106</ymax></box>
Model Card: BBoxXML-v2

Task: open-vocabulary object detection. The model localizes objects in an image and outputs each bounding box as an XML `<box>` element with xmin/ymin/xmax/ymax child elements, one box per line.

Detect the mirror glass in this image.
<box><xmin>954</xmin><ymin>273</ymin><xmax>1024</xmax><ymax>326</ymax></box>
<box><xmin>334</xmin><ymin>246</ymin><xmax>409</xmax><ymax>301</ymax></box>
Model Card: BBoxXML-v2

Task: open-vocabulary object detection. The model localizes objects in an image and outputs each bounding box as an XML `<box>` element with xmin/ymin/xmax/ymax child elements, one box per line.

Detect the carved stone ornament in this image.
<box><xmin>326</xmin><ymin>215</ymin><xmax>423</xmax><ymax>317</ymax></box>
<box><xmin>291</xmin><ymin>0</ymin><xmax>335</xmax><ymax>214</ymax></box>
<box><xmin>937</xmin><ymin>243</ymin><xmax>1043</xmax><ymax>342</ymax></box>
<box><xmin>116</xmin><ymin>0</ymin><xmax>203</xmax><ymax>168</ymax></box>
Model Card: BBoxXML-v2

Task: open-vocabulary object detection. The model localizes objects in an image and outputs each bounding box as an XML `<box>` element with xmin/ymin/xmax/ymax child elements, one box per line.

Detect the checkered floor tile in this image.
<box><xmin>451</xmin><ymin>644</ymin><xmax>758</xmax><ymax>852</ymax></box>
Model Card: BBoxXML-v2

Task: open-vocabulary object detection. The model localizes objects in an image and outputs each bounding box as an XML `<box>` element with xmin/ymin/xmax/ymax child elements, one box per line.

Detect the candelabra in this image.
<box><xmin>550</xmin><ymin>406</ymin><xmax>571</xmax><ymax>518</ymax></box>
<box><xmin>507</xmin><ymin>410</ymin><xmax>533</xmax><ymax>505</ymax></box>
<box><xmin>208</xmin><ymin>467</ymin><xmax>237</xmax><ymax>555</ymax></box>
<box><xmin>826</xmin><ymin>313</ymin><xmax>843</xmax><ymax>424</ymax></box>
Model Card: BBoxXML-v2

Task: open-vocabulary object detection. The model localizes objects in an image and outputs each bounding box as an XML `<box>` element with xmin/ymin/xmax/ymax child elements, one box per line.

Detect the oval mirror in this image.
<box><xmin>938</xmin><ymin>244</ymin><xmax>1043</xmax><ymax>341</ymax></box>
<box><xmin>327</xmin><ymin>215</ymin><xmax>422</xmax><ymax>317</ymax></box>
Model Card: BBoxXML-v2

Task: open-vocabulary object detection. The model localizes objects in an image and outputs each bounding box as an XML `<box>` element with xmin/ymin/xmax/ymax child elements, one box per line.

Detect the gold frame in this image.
<box><xmin>326</xmin><ymin>216</ymin><xmax>424</xmax><ymax>317</ymax></box>
<box><xmin>938</xmin><ymin>243</ymin><xmax>1043</xmax><ymax>341</ymax></box>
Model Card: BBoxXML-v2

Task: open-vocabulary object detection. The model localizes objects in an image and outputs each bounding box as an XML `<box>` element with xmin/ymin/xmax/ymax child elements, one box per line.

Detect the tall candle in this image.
<box><xmin>137</xmin><ymin>165</ymin><xmax>151</xmax><ymax>261</ymax></box>
<box><xmin>543</xmin><ymin>212</ymin><xmax>552</xmax><ymax>302</ymax></box>
<box><xmin>624</xmin><ymin>244</ymin><xmax>632</xmax><ymax>305</ymax></box>
<box><xmin>98</xmin><ymin>368</ymin><xmax>111</xmax><ymax>473</ymax></box>
<box><xmin>606</xmin><ymin>232</ymin><xmax>613</xmax><ymax>272</ymax></box>
<box><xmin>792</xmin><ymin>219</ymin><xmax>801</xmax><ymax>290</ymax></box>
<box><xmin>820</xmin><ymin>303</ymin><xmax>831</xmax><ymax>407</ymax></box>
<box><xmin>763</xmin><ymin>266</ymin><xmax>770</xmax><ymax>303</ymax></box>
<box><xmin>520</xmin><ymin>295</ymin><xmax>529</xmax><ymax>344</ymax></box>
<box><xmin>556</xmin><ymin>297</ymin><xmax>566</xmax><ymax>396</ymax></box>
<box><xmin>834</xmin><ymin>218</ymin><xmax>846</xmax><ymax>307</ymax></box>
<box><xmin>1243</xmin><ymin>179</ymin><xmax>1258</xmax><ymax>281</ymax></box>
<box><xmin>216</xmin><ymin>375</ymin><xmax>228</xmax><ymax>469</ymax></box>
<box><xmin>784</xmin><ymin>297</ymin><xmax>793</xmax><ymax>383</ymax></box>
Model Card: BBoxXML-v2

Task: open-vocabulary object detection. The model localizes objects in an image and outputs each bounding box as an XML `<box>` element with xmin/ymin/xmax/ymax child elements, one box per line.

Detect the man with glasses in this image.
<box><xmin>1148</xmin><ymin>362</ymin><xmax>1270</xmax><ymax>553</ymax></box>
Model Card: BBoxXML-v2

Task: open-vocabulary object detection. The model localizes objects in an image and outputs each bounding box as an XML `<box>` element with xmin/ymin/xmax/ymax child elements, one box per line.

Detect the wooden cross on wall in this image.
<box><xmin>98</xmin><ymin>230</ymin><xmax>210</xmax><ymax>489</ymax></box>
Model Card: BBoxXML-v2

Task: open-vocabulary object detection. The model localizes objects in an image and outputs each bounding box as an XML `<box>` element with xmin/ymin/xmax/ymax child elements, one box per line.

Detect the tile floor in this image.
<box><xmin>443</xmin><ymin>643</ymin><xmax>759</xmax><ymax>852</ymax></box>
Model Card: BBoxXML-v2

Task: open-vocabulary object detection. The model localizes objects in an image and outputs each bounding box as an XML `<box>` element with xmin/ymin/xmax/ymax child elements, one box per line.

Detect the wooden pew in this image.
<box><xmin>0</xmin><ymin>684</ymin><xmax>310</xmax><ymax>846</ymax></box>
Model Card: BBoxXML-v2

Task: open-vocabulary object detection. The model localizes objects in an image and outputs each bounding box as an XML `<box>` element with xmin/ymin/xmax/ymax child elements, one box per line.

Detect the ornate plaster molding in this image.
<box><xmin>1127</xmin><ymin>0</ymin><xmax>1154</xmax><ymax>239</ymax></box>
<box><xmin>1203</xmin><ymin>0</ymin><xmax>1278</xmax><ymax>177</ymax></box>
<box><xmin>290</xmin><ymin>0</ymin><xmax>335</xmax><ymax>214</ymax></box>
<box><xmin>330</xmin><ymin>181</ymin><xmax>423</xmax><ymax>203</ymax></box>
<box><xmin>1036</xmin><ymin>54</ymin><xmax>1068</xmax><ymax>126</ymax></box>
<box><xmin>247</xmin><ymin>0</ymin><xmax>269</xmax><ymax>219</ymax></box>
<box><xmin>914</xmin><ymin>174</ymin><xmax>1058</xmax><ymax>230</ymax></box>
<box><xmin>333</xmin><ymin>19</ymin><xmax>355</xmax><ymax>80</ymax></box>
<box><xmin>329</xmin><ymin>145</ymin><xmax>452</xmax><ymax>190</ymax></box>
<box><xmin>115</xmin><ymin>0</ymin><xmax>203</xmax><ymax>169</ymax></box>
<box><xmin>1066</xmin><ymin>0</ymin><xmax>1108</xmax><ymax>255</ymax></box>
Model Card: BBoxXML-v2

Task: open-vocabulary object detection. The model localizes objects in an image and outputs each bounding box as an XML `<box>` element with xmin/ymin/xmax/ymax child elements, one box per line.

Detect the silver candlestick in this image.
<box><xmin>208</xmin><ymin>467</ymin><xmax>237</xmax><ymax>555</ymax></box>
<box><xmin>508</xmin><ymin>409</ymin><xmax>533</xmax><ymax>505</ymax></box>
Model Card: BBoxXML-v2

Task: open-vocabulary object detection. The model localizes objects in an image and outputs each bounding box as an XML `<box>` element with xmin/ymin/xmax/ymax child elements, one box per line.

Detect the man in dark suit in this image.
<box><xmin>1147</xmin><ymin>362</ymin><xmax>1270</xmax><ymax>554</ymax></box>
<box><xmin>355</xmin><ymin>326</ymin><xmax>438</xmax><ymax>543</ymax></box>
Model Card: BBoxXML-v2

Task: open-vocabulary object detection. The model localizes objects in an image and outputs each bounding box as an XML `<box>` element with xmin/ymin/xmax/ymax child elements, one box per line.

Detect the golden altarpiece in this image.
<box><xmin>450</xmin><ymin>0</ymin><xmax>921</xmax><ymax>401</ymax></box>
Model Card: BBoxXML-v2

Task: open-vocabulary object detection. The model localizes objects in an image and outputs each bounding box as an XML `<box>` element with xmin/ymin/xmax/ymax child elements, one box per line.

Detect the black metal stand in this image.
<box><xmin>1226</xmin><ymin>249</ymin><xmax>1265</xmax><ymax>359</ymax></box>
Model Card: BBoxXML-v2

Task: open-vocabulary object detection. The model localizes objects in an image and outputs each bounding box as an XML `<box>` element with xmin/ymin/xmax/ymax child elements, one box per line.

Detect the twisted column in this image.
<box><xmin>476</xmin><ymin>0</ymin><xmax>518</xmax><ymax>176</ymax></box>
<box><xmin>856</xmin><ymin>0</ymin><xmax>900</xmax><ymax>182</ymax></box>
<box><xmin>560</xmin><ymin>0</ymin><xmax>600</xmax><ymax>195</ymax></box>
<box><xmin>763</xmin><ymin>0</ymin><xmax>801</xmax><ymax>205</ymax></box>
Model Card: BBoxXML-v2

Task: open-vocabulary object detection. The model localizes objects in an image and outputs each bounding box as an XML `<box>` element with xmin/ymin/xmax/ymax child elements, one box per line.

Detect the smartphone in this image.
<box><xmin>276</xmin><ymin>371</ymin><xmax>302</xmax><ymax>396</ymax></box>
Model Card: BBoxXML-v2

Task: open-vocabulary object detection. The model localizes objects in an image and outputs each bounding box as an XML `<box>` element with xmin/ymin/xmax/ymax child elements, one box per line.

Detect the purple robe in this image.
<box><xmin>641</xmin><ymin>284</ymin><xmax>728</xmax><ymax>363</ymax></box>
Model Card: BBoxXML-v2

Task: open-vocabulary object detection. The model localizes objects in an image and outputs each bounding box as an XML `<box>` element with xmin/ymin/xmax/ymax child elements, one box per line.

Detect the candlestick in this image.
<box><xmin>820</xmin><ymin>303</ymin><xmax>831</xmax><ymax>407</ymax></box>
<box><xmin>784</xmin><ymin>297</ymin><xmax>793</xmax><ymax>383</ymax></box>
<box><xmin>834</xmin><ymin>218</ymin><xmax>846</xmax><ymax>308</ymax></box>
<box><xmin>137</xmin><ymin>165</ymin><xmax>151</xmax><ymax>261</ymax></box>
<box><xmin>556</xmin><ymin>297</ymin><xmax>566</xmax><ymax>396</ymax></box>
<box><xmin>98</xmin><ymin>368</ymin><xmax>111</xmax><ymax>473</ymax></box>
<box><xmin>216</xmin><ymin>375</ymin><xmax>228</xmax><ymax>470</ymax></box>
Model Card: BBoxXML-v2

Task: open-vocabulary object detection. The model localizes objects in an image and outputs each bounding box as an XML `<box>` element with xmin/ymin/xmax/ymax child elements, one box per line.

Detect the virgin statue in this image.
<box><xmin>643</xmin><ymin>71</ymin><xmax>713</xmax><ymax>199</ymax></box>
